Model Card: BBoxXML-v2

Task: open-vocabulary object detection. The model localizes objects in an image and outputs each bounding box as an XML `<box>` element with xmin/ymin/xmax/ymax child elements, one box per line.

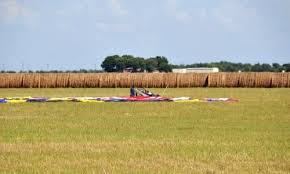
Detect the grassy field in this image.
<box><xmin>0</xmin><ymin>88</ymin><xmax>289</xmax><ymax>173</ymax></box>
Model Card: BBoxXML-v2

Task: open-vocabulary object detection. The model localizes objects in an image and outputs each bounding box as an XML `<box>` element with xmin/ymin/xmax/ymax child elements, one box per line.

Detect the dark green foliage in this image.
<box><xmin>101</xmin><ymin>55</ymin><xmax>120</xmax><ymax>72</ymax></box>
<box><xmin>173</xmin><ymin>61</ymin><xmax>290</xmax><ymax>72</ymax></box>
<box><xmin>0</xmin><ymin>58</ymin><xmax>288</xmax><ymax>73</ymax></box>
<box><xmin>101</xmin><ymin>55</ymin><xmax>172</xmax><ymax>72</ymax></box>
<box><xmin>282</xmin><ymin>63</ymin><xmax>290</xmax><ymax>72</ymax></box>
<box><xmin>145</xmin><ymin>58</ymin><xmax>158</xmax><ymax>72</ymax></box>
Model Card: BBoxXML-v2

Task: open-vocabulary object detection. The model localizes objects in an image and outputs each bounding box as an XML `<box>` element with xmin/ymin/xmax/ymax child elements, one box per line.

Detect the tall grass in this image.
<box><xmin>0</xmin><ymin>72</ymin><xmax>289</xmax><ymax>88</ymax></box>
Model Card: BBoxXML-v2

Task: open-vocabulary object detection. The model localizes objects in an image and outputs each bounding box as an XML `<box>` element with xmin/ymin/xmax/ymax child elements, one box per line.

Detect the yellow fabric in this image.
<box><xmin>6</xmin><ymin>100</ymin><xmax>27</xmax><ymax>103</ymax></box>
<box><xmin>47</xmin><ymin>98</ymin><xmax>72</xmax><ymax>102</ymax></box>
<box><xmin>6</xmin><ymin>96</ymin><xmax>31</xmax><ymax>100</ymax></box>
<box><xmin>78</xmin><ymin>100</ymin><xmax>104</xmax><ymax>103</ymax></box>
<box><xmin>174</xmin><ymin>99</ymin><xmax>201</xmax><ymax>102</ymax></box>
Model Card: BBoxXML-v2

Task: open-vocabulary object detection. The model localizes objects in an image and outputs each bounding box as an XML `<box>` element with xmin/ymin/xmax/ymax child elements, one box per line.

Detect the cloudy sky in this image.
<box><xmin>0</xmin><ymin>0</ymin><xmax>289</xmax><ymax>70</ymax></box>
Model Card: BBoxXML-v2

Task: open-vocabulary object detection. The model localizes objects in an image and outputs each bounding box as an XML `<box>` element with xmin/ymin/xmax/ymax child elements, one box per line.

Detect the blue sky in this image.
<box><xmin>0</xmin><ymin>0</ymin><xmax>289</xmax><ymax>70</ymax></box>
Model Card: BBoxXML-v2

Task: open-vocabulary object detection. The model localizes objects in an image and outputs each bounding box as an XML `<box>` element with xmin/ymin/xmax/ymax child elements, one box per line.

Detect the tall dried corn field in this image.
<box><xmin>0</xmin><ymin>73</ymin><xmax>289</xmax><ymax>88</ymax></box>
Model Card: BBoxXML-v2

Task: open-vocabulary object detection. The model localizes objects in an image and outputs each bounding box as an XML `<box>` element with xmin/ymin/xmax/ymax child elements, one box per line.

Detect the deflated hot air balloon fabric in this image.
<box><xmin>0</xmin><ymin>96</ymin><xmax>239</xmax><ymax>103</ymax></box>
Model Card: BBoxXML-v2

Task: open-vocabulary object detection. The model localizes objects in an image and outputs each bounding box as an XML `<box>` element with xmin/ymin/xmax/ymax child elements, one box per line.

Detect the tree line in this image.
<box><xmin>172</xmin><ymin>61</ymin><xmax>290</xmax><ymax>72</ymax></box>
<box><xmin>101</xmin><ymin>55</ymin><xmax>172</xmax><ymax>72</ymax></box>
<box><xmin>0</xmin><ymin>55</ymin><xmax>289</xmax><ymax>73</ymax></box>
<box><xmin>101</xmin><ymin>55</ymin><xmax>290</xmax><ymax>72</ymax></box>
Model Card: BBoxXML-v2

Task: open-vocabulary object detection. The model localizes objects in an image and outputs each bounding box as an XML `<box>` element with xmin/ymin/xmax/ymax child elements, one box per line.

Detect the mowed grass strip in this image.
<box><xmin>0</xmin><ymin>88</ymin><xmax>289</xmax><ymax>173</ymax></box>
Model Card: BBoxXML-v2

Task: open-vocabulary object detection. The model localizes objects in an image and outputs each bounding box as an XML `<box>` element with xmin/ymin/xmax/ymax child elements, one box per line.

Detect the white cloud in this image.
<box><xmin>198</xmin><ymin>8</ymin><xmax>208</xmax><ymax>20</ymax></box>
<box><xmin>0</xmin><ymin>0</ymin><xmax>32</xmax><ymax>23</ymax></box>
<box><xmin>55</xmin><ymin>2</ymin><xmax>88</xmax><ymax>17</ymax></box>
<box><xmin>213</xmin><ymin>0</ymin><xmax>258</xmax><ymax>31</ymax></box>
<box><xmin>96</xmin><ymin>22</ymin><xmax>135</xmax><ymax>33</ymax></box>
<box><xmin>108</xmin><ymin>0</ymin><xmax>127</xmax><ymax>16</ymax></box>
<box><xmin>175</xmin><ymin>11</ymin><xmax>192</xmax><ymax>22</ymax></box>
<box><xmin>165</xmin><ymin>0</ymin><xmax>192</xmax><ymax>23</ymax></box>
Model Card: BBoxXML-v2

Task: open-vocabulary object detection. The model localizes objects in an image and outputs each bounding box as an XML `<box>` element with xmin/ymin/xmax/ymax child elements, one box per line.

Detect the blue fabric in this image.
<box><xmin>0</xmin><ymin>99</ymin><xmax>7</xmax><ymax>103</ymax></box>
<box><xmin>27</xmin><ymin>98</ymin><xmax>48</xmax><ymax>102</ymax></box>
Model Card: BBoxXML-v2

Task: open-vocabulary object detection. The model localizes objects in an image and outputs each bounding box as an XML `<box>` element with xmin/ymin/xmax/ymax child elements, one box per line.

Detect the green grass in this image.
<box><xmin>0</xmin><ymin>88</ymin><xmax>289</xmax><ymax>173</ymax></box>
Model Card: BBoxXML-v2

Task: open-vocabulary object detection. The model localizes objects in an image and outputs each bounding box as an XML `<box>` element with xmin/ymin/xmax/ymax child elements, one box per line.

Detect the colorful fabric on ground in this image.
<box><xmin>205</xmin><ymin>98</ymin><xmax>239</xmax><ymax>102</ymax></box>
<box><xmin>47</xmin><ymin>98</ymin><xmax>72</xmax><ymax>102</ymax></box>
<box><xmin>0</xmin><ymin>99</ymin><xmax>7</xmax><ymax>103</ymax></box>
<box><xmin>0</xmin><ymin>96</ymin><xmax>239</xmax><ymax>103</ymax></box>
<box><xmin>27</xmin><ymin>98</ymin><xmax>48</xmax><ymax>102</ymax></box>
<box><xmin>171</xmin><ymin>97</ymin><xmax>191</xmax><ymax>101</ymax></box>
<box><xmin>174</xmin><ymin>99</ymin><xmax>201</xmax><ymax>103</ymax></box>
<box><xmin>6</xmin><ymin>100</ymin><xmax>27</xmax><ymax>103</ymax></box>
<box><xmin>78</xmin><ymin>100</ymin><xmax>104</xmax><ymax>103</ymax></box>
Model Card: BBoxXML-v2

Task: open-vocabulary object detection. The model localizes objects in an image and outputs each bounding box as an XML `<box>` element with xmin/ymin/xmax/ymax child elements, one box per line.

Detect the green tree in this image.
<box><xmin>252</xmin><ymin>63</ymin><xmax>263</xmax><ymax>72</ymax></box>
<box><xmin>261</xmin><ymin>63</ymin><xmax>272</xmax><ymax>72</ymax></box>
<box><xmin>121</xmin><ymin>55</ymin><xmax>139</xmax><ymax>71</ymax></box>
<box><xmin>272</xmin><ymin>63</ymin><xmax>282</xmax><ymax>72</ymax></box>
<box><xmin>282</xmin><ymin>64</ymin><xmax>290</xmax><ymax>72</ymax></box>
<box><xmin>101</xmin><ymin>55</ymin><xmax>148</xmax><ymax>72</ymax></box>
<box><xmin>135</xmin><ymin>57</ymin><xmax>146</xmax><ymax>72</ymax></box>
<box><xmin>243</xmin><ymin>63</ymin><xmax>252</xmax><ymax>72</ymax></box>
<box><xmin>159</xmin><ymin>62</ymin><xmax>172</xmax><ymax>72</ymax></box>
<box><xmin>150</xmin><ymin>56</ymin><xmax>172</xmax><ymax>72</ymax></box>
<box><xmin>145</xmin><ymin>58</ymin><xmax>158</xmax><ymax>72</ymax></box>
<box><xmin>101</xmin><ymin>55</ymin><xmax>120</xmax><ymax>72</ymax></box>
